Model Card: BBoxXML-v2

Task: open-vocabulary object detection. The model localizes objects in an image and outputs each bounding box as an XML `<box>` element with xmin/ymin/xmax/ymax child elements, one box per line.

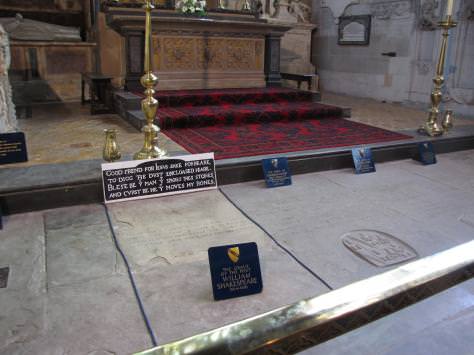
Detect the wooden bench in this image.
<box><xmin>280</xmin><ymin>73</ymin><xmax>317</xmax><ymax>91</ymax></box>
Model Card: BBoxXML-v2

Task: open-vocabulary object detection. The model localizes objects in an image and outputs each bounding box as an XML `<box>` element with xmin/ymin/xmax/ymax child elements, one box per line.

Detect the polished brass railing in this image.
<box><xmin>136</xmin><ymin>240</ymin><xmax>474</xmax><ymax>355</ymax></box>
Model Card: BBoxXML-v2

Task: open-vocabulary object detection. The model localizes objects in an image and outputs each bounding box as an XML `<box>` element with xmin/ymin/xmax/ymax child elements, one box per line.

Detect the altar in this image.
<box><xmin>102</xmin><ymin>3</ymin><xmax>291</xmax><ymax>91</ymax></box>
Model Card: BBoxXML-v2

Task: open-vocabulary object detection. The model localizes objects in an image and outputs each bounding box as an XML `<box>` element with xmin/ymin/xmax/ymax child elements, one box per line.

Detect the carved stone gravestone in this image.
<box><xmin>0</xmin><ymin>24</ymin><xmax>17</xmax><ymax>133</ymax></box>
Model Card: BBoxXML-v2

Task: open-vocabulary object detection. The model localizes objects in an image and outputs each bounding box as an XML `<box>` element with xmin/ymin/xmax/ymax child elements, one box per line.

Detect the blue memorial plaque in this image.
<box><xmin>0</xmin><ymin>132</ymin><xmax>28</xmax><ymax>165</ymax></box>
<box><xmin>262</xmin><ymin>157</ymin><xmax>292</xmax><ymax>188</ymax></box>
<box><xmin>208</xmin><ymin>242</ymin><xmax>263</xmax><ymax>301</ymax></box>
<box><xmin>417</xmin><ymin>142</ymin><xmax>436</xmax><ymax>165</ymax></box>
<box><xmin>352</xmin><ymin>147</ymin><xmax>375</xmax><ymax>174</ymax></box>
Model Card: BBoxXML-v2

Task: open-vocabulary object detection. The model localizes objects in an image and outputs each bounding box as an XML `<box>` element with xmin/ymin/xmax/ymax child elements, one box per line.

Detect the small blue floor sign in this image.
<box><xmin>416</xmin><ymin>142</ymin><xmax>437</xmax><ymax>165</ymax></box>
<box><xmin>208</xmin><ymin>242</ymin><xmax>263</xmax><ymax>301</ymax></box>
<box><xmin>0</xmin><ymin>132</ymin><xmax>28</xmax><ymax>165</ymax></box>
<box><xmin>262</xmin><ymin>157</ymin><xmax>292</xmax><ymax>187</ymax></box>
<box><xmin>352</xmin><ymin>147</ymin><xmax>376</xmax><ymax>174</ymax></box>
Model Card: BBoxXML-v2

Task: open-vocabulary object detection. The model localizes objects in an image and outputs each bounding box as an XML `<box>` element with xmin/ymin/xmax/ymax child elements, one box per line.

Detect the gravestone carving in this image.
<box><xmin>0</xmin><ymin>25</ymin><xmax>17</xmax><ymax>133</ymax></box>
<box><xmin>342</xmin><ymin>230</ymin><xmax>418</xmax><ymax>267</ymax></box>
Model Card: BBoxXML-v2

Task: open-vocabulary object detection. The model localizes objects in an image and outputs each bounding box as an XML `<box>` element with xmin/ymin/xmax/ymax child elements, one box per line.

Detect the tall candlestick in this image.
<box><xmin>446</xmin><ymin>0</ymin><xmax>454</xmax><ymax>16</ymax></box>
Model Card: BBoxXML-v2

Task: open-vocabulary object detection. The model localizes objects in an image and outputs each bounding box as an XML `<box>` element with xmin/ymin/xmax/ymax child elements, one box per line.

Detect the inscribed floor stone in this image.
<box><xmin>220</xmin><ymin>150</ymin><xmax>474</xmax><ymax>288</ymax></box>
<box><xmin>107</xmin><ymin>190</ymin><xmax>330</xmax><ymax>346</ymax></box>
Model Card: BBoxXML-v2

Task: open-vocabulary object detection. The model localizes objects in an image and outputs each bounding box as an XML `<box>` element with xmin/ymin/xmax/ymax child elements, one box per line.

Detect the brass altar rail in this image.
<box><xmin>136</xmin><ymin>240</ymin><xmax>474</xmax><ymax>355</ymax></box>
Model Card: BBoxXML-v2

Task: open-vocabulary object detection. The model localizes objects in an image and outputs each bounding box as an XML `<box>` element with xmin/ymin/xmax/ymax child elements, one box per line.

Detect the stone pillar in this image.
<box><xmin>265</xmin><ymin>34</ymin><xmax>283</xmax><ymax>87</ymax></box>
<box><xmin>0</xmin><ymin>25</ymin><xmax>17</xmax><ymax>133</ymax></box>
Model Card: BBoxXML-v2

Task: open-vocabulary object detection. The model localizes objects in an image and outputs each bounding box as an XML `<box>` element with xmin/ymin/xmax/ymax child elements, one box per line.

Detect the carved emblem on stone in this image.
<box><xmin>416</xmin><ymin>60</ymin><xmax>434</xmax><ymax>75</ymax></box>
<box><xmin>342</xmin><ymin>230</ymin><xmax>418</xmax><ymax>267</ymax></box>
<box><xmin>418</xmin><ymin>0</ymin><xmax>439</xmax><ymax>30</ymax></box>
<box><xmin>371</xmin><ymin>0</ymin><xmax>412</xmax><ymax>20</ymax></box>
<box><xmin>460</xmin><ymin>0</ymin><xmax>474</xmax><ymax>20</ymax></box>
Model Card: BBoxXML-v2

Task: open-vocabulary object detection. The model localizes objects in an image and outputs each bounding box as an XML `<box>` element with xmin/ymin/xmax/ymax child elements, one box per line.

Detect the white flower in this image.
<box><xmin>190</xmin><ymin>7</ymin><xmax>195</xmax><ymax>12</ymax></box>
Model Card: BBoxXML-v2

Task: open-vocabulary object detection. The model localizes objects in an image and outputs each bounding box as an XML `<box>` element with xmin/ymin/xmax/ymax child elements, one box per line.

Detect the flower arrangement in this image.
<box><xmin>177</xmin><ymin>0</ymin><xmax>207</xmax><ymax>15</ymax></box>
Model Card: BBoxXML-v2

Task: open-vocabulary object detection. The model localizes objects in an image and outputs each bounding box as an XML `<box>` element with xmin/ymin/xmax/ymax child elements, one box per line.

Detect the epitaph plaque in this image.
<box><xmin>352</xmin><ymin>147</ymin><xmax>375</xmax><ymax>174</ymax></box>
<box><xmin>0</xmin><ymin>132</ymin><xmax>28</xmax><ymax>165</ymax></box>
<box><xmin>338</xmin><ymin>15</ymin><xmax>371</xmax><ymax>45</ymax></box>
<box><xmin>102</xmin><ymin>153</ymin><xmax>217</xmax><ymax>203</ymax></box>
<box><xmin>262</xmin><ymin>157</ymin><xmax>292</xmax><ymax>188</ymax></box>
<box><xmin>208</xmin><ymin>242</ymin><xmax>263</xmax><ymax>301</ymax></box>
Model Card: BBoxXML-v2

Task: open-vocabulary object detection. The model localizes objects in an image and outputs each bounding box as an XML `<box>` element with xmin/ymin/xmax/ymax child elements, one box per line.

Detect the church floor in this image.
<box><xmin>1</xmin><ymin>150</ymin><xmax>473</xmax><ymax>354</ymax></box>
<box><xmin>5</xmin><ymin>91</ymin><xmax>474</xmax><ymax>168</ymax></box>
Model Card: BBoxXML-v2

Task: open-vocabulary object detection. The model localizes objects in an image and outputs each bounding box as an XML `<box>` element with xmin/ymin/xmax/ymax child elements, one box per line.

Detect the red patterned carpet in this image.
<box><xmin>163</xmin><ymin>118</ymin><xmax>412</xmax><ymax>160</ymax></box>
<box><xmin>145</xmin><ymin>87</ymin><xmax>412</xmax><ymax>160</ymax></box>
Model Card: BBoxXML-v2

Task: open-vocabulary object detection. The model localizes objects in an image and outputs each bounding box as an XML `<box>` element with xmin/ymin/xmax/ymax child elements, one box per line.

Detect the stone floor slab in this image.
<box><xmin>44</xmin><ymin>204</ymin><xmax>120</xmax><ymax>287</ymax></box>
<box><xmin>221</xmin><ymin>152</ymin><xmax>474</xmax><ymax>288</ymax></box>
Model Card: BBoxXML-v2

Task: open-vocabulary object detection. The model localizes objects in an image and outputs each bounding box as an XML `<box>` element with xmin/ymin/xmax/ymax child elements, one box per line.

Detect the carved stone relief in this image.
<box><xmin>0</xmin><ymin>25</ymin><xmax>17</xmax><ymax>133</ymax></box>
<box><xmin>152</xmin><ymin>35</ymin><xmax>264</xmax><ymax>72</ymax></box>
<box><xmin>370</xmin><ymin>0</ymin><xmax>412</xmax><ymax>20</ymax></box>
<box><xmin>342</xmin><ymin>230</ymin><xmax>418</xmax><ymax>267</ymax></box>
<box><xmin>320</xmin><ymin>0</ymin><xmax>357</xmax><ymax>19</ymax></box>
<box><xmin>0</xmin><ymin>14</ymin><xmax>81</xmax><ymax>42</ymax></box>
<box><xmin>415</xmin><ymin>60</ymin><xmax>433</xmax><ymax>75</ymax></box>
<box><xmin>417</xmin><ymin>0</ymin><xmax>441</xmax><ymax>30</ymax></box>
<box><xmin>460</xmin><ymin>0</ymin><xmax>474</xmax><ymax>20</ymax></box>
<box><xmin>272</xmin><ymin>0</ymin><xmax>311</xmax><ymax>23</ymax></box>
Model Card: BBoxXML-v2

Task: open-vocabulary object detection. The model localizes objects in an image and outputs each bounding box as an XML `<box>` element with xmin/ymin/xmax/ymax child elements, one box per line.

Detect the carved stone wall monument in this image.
<box><xmin>0</xmin><ymin>24</ymin><xmax>17</xmax><ymax>133</ymax></box>
<box><xmin>268</xmin><ymin>0</ymin><xmax>316</xmax><ymax>90</ymax></box>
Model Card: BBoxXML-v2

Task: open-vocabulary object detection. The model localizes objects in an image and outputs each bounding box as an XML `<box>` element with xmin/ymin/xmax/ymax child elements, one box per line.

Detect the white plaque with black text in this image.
<box><xmin>102</xmin><ymin>153</ymin><xmax>217</xmax><ymax>204</ymax></box>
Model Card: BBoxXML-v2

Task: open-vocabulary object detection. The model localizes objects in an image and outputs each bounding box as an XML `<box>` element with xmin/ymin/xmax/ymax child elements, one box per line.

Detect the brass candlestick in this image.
<box><xmin>134</xmin><ymin>0</ymin><xmax>166</xmax><ymax>160</ymax></box>
<box><xmin>421</xmin><ymin>14</ymin><xmax>457</xmax><ymax>136</ymax></box>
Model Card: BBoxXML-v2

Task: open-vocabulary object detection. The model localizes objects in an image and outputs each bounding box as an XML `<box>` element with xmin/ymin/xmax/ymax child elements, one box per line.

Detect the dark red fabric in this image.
<box><xmin>158</xmin><ymin>102</ymin><xmax>343</xmax><ymax>129</ymax></box>
<box><xmin>134</xmin><ymin>87</ymin><xmax>313</xmax><ymax>107</ymax></box>
<box><xmin>163</xmin><ymin>118</ymin><xmax>412</xmax><ymax>160</ymax></box>
<box><xmin>131</xmin><ymin>87</ymin><xmax>412</xmax><ymax>160</ymax></box>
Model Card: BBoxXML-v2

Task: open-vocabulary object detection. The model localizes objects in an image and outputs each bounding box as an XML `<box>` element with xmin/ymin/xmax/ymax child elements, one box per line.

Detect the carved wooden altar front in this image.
<box><xmin>104</xmin><ymin>6</ymin><xmax>290</xmax><ymax>91</ymax></box>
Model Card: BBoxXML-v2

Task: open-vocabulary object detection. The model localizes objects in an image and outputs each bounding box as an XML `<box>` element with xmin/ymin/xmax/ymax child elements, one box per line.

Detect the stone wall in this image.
<box><xmin>312</xmin><ymin>0</ymin><xmax>474</xmax><ymax>116</ymax></box>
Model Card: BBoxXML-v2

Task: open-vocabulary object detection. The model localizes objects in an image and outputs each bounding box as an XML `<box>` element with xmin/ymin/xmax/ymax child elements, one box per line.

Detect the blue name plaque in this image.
<box><xmin>262</xmin><ymin>157</ymin><xmax>292</xmax><ymax>188</ymax></box>
<box><xmin>208</xmin><ymin>242</ymin><xmax>263</xmax><ymax>301</ymax></box>
<box><xmin>417</xmin><ymin>142</ymin><xmax>436</xmax><ymax>165</ymax></box>
<box><xmin>0</xmin><ymin>132</ymin><xmax>28</xmax><ymax>165</ymax></box>
<box><xmin>352</xmin><ymin>147</ymin><xmax>376</xmax><ymax>174</ymax></box>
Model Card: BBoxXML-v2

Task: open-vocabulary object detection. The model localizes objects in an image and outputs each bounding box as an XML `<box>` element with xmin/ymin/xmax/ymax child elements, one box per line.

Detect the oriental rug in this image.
<box><xmin>140</xmin><ymin>87</ymin><xmax>412</xmax><ymax>160</ymax></box>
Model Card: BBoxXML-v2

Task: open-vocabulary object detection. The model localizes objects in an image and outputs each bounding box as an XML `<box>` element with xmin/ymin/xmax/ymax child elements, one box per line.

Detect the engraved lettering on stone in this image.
<box><xmin>342</xmin><ymin>230</ymin><xmax>418</xmax><ymax>267</ymax></box>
